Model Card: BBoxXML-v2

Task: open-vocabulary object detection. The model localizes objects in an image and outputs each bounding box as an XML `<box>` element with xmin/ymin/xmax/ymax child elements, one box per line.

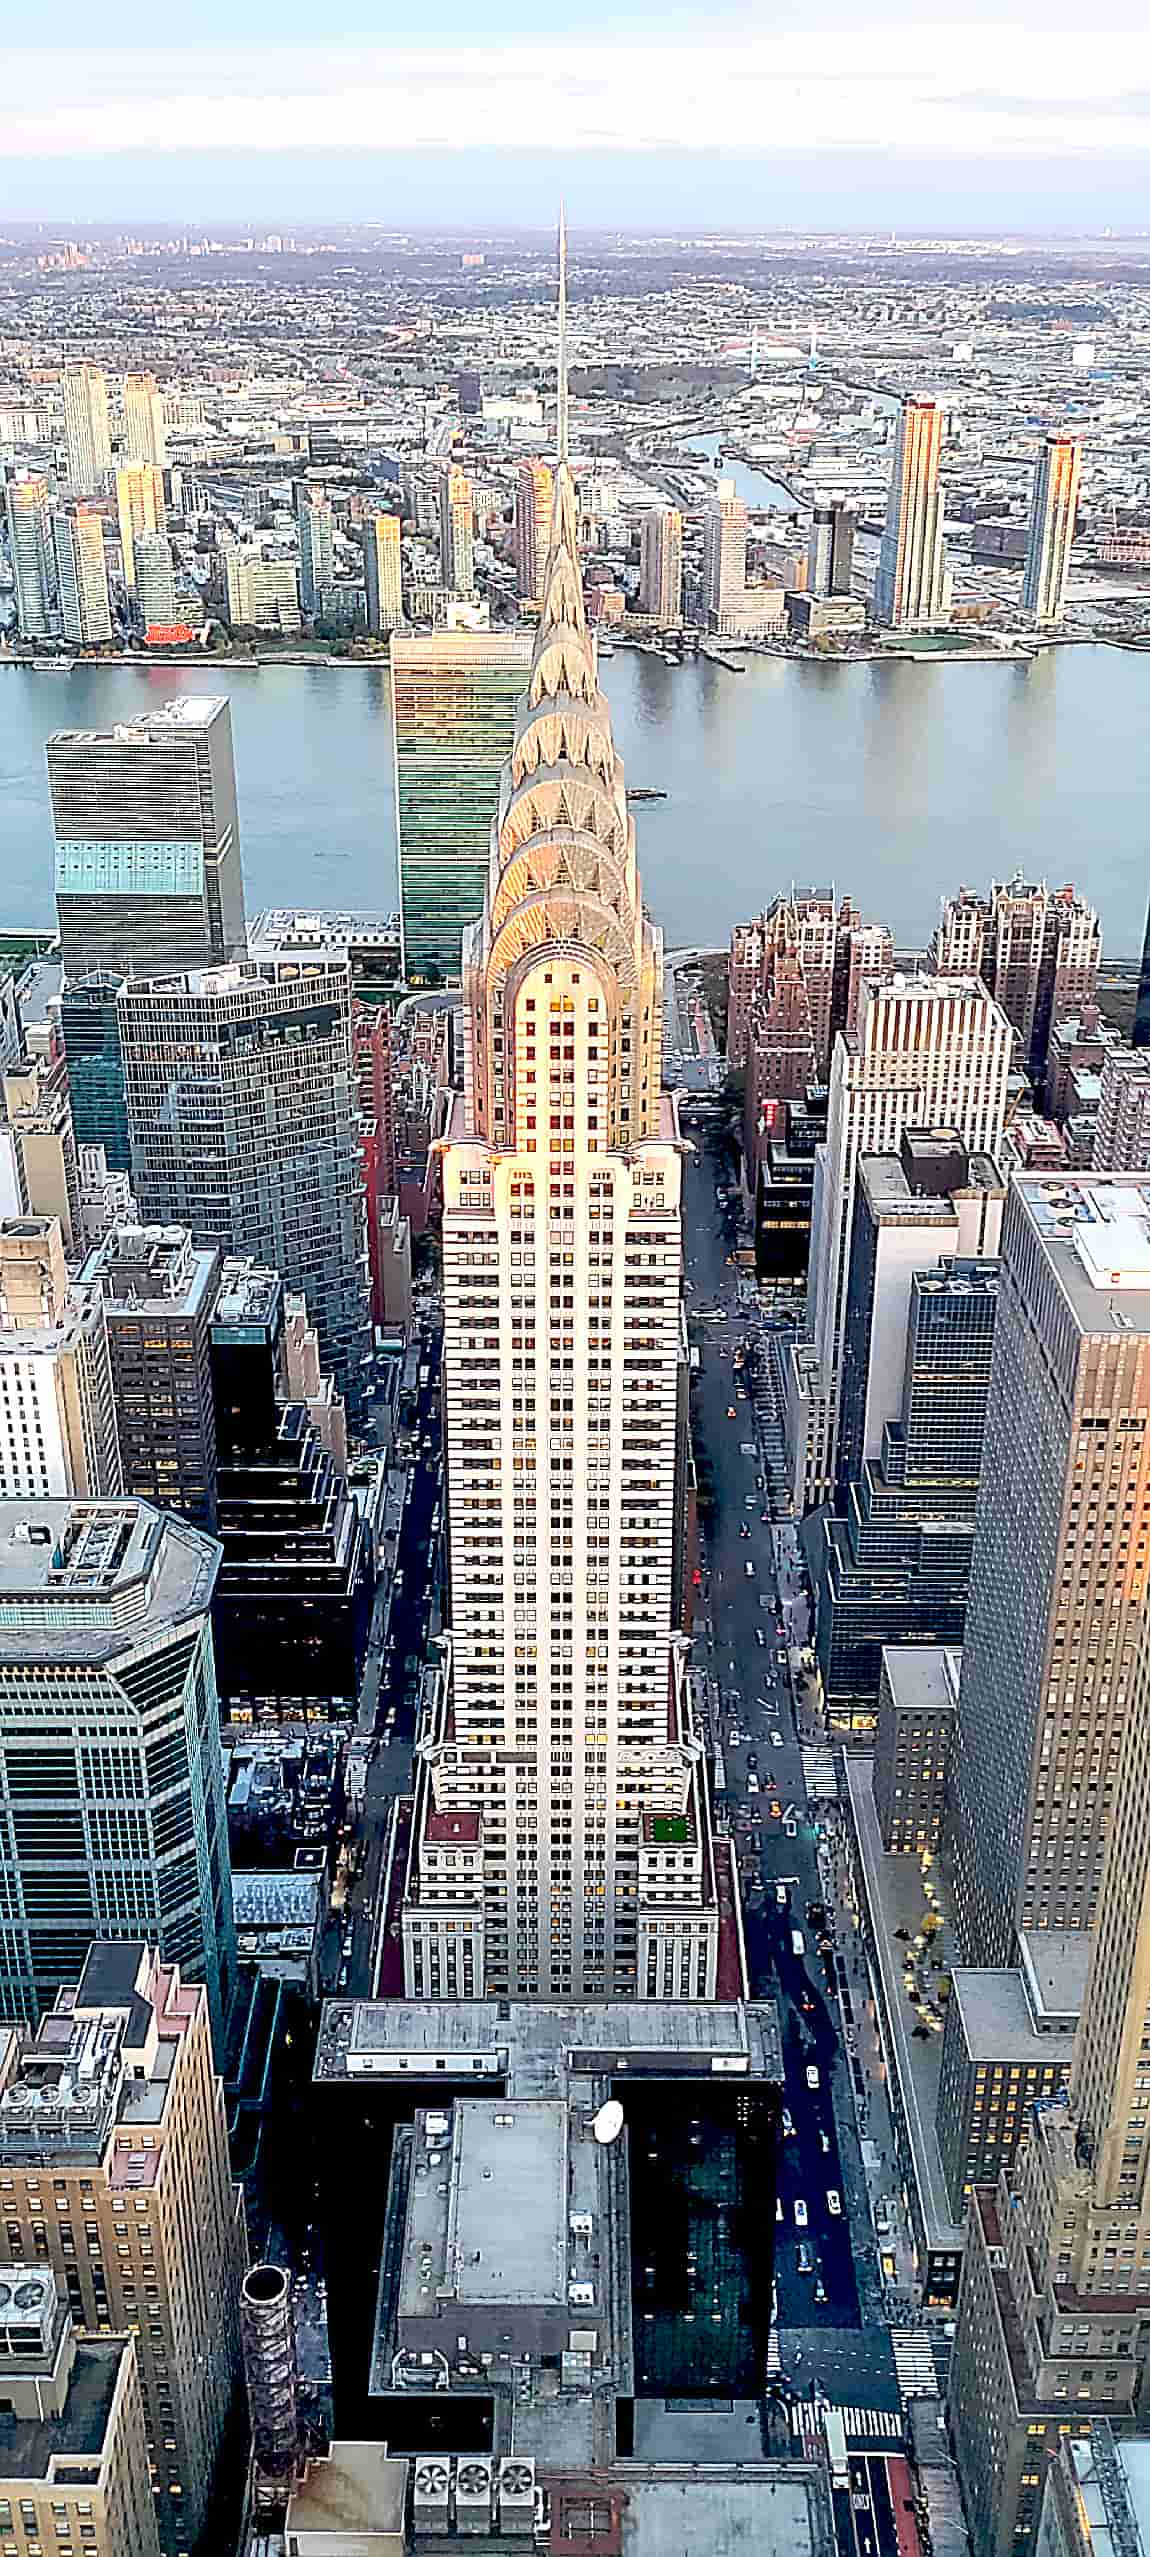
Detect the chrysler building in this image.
<box><xmin>402</xmin><ymin>223</ymin><xmax>720</xmax><ymax>2002</ymax></box>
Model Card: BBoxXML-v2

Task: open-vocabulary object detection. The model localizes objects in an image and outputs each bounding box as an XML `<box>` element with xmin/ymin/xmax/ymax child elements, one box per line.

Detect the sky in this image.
<box><xmin>6</xmin><ymin>0</ymin><xmax>1150</xmax><ymax>230</ymax></box>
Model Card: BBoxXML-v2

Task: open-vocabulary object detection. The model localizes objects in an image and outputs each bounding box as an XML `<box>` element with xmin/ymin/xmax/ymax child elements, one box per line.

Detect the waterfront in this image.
<box><xmin>3</xmin><ymin>644</ymin><xmax>1149</xmax><ymax>954</ymax></box>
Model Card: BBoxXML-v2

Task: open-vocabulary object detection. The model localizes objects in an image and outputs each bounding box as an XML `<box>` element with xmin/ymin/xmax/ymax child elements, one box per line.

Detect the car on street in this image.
<box><xmin>771</xmin><ymin>1733</ymin><xmax>784</xmax><ymax>1747</ymax></box>
<box><xmin>827</xmin><ymin>2190</ymin><xmax>841</xmax><ymax>2216</ymax></box>
<box><xmin>744</xmin><ymin>1560</ymin><xmax>755</xmax><ymax>1577</ymax></box>
<box><xmin>747</xmin><ymin>1775</ymin><xmax>759</xmax><ymax>1795</ymax></box>
<box><xmin>797</xmin><ymin>2241</ymin><xmax>813</xmax><ymax>2273</ymax></box>
<box><xmin>754</xmin><ymin>1629</ymin><xmax>766</xmax><ymax>1647</ymax></box>
<box><xmin>794</xmin><ymin>2199</ymin><xmax>808</xmax><ymax>2228</ymax></box>
<box><xmin>747</xmin><ymin>1752</ymin><xmax>759</xmax><ymax>1771</ymax></box>
<box><xmin>781</xmin><ymin>2108</ymin><xmax>794</xmax><ymax>2136</ymax></box>
<box><xmin>805</xmin><ymin>2065</ymin><xmax>820</xmax><ymax>2090</ymax></box>
<box><xmin>776</xmin><ymin>2197</ymin><xmax>783</xmax><ymax>2221</ymax></box>
<box><xmin>819</xmin><ymin>2131</ymin><xmax>831</xmax><ymax>2154</ymax></box>
<box><xmin>775</xmin><ymin>1884</ymin><xmax>788</xmax><ymax>1906</ymax></box>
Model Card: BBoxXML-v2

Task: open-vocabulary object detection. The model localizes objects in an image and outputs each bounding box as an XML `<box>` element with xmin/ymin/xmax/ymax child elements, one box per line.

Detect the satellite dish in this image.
<box><xmin>592</xmin><ymin>2099</ymin><xmax>625</xmax><ymax>2146</ymax></box>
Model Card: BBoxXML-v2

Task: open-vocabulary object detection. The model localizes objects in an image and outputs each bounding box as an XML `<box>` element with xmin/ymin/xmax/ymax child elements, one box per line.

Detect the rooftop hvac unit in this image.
<box><xmin>413</xmin><ymin>2460</ymin><xmax>452</xmax><ymax>2535</ymax></box>
<box><xmin>497</xmin><ymin>2458</ymin><xmax>536</xmax><ymax>2535</ymax></box>
<box><xmin>454</xmin><ymin>2457</ymin><xmax>494</xmax><ymax>2534</ymax></box>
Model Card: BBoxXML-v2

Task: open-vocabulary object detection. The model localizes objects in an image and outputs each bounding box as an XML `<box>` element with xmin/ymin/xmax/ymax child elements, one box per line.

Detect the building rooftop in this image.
<box><xmin>285</xmin><ymin>2441</ymin><xmax>407</xmax><ymax>2547</ymax></box>
<box><xmin>0</xmin><ymin>2335</ymin><xmax>127</xmax><ymax>2482</ymax></box>
<box><xmin>0</xmin><ymin>1502</ymin><xmax>218</xmax><ymax>1662</ymax></box>
<box><xmin>1017</xmin><ymin>1173</ymin><xmax>1150</xmax><ymax>1333</ymax></box>
<box><xmin>48</xmin><ymin>696</ymin><xmax>226</xmax><ymax>749</ymax></box>
<box><xmin>948</xmin><ymin>1967</ymin><xmax>1078</xmax><ymax>2065</ymax></box>
<box><xmin>78</xmin><ymin>1223</ymin><xmax>217</xmax><ymax>1316</ymax></box>
<box><xmin>233</xmin><ymin>1872</ymin><xmax>320</xmax><ymax>1932</ymax></box>
<box><xmin>1017</xmin><ymin>1930</ymin><xmax>1092</xmax><ymax>2029</ymax></box>
<box><xmin>1070</xmin><ymin>2431</ymin><xmax>1150</xmax><ymax>2557</ymax></box>
<box><xmin>211</xmin><ymin>1256</ymin><xmax>283</xmax><ymax>1332</ymax></box>
<box><xmin>316</xmin><ymin>1998</ymin><xmax>784</xmax><ymax>2091</ymax></box>
<box><xmin>618</xmin><ymin>2464</ymin><xmax>832</xmax><ymax>2557</ymax></box>
<box><xmin>399</xmin><ymin>2099</ymin><xmax>567</xmax><ymax>2319</ymax></box>
<box><xmin>880</xmin><ymin>1646</ymin><xmax>960</xmax><ymax>1717</ymax></box>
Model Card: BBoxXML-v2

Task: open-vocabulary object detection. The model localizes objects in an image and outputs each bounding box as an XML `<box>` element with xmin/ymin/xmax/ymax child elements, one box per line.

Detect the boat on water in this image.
<box><xmin>626</xmin><ymin>787</ymin><xmax>668</xmax><ymax>803</ymax></box>
<box><xmin>35</xmin><ymin>657</ymin><xmax>76</xmax><ymax>672</ymax></box>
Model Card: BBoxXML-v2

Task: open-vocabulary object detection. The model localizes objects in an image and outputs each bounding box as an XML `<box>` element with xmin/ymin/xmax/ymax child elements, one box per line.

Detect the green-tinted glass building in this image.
<box><xmin>391</xmin><ymin>634</ymin><xmax>531</xmax><ymax>984</ymax></box>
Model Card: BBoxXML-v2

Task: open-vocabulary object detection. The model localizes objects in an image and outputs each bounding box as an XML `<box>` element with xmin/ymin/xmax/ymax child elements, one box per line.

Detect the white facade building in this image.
<box><xmin>788</xmin><ymin>973</ymin><xmax>1011</xmax><ymax>1508</ymax></box>
<box><xmin>403</xmin><ymin>456</ymin><xmax>719</xmax><ymax>2004</ymax></box>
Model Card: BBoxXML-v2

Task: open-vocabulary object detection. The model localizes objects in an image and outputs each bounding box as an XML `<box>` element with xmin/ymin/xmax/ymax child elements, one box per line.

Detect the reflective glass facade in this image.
<box><xmin>391</xmin><ymin>634</ymin><xmax>531</xmax><ymax>983</ymax></box>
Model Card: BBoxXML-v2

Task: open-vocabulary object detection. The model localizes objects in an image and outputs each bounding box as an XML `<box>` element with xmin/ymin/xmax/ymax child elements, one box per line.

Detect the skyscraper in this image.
<box><xmin>364</xmin><ymin>507</ymin><xmax>403</xmax><ymax>632</ymax></box>
<box><xmin>59</xmin><ymin>972</ymin><xmax>130</xmax><ymax>1170</ymax></box>
<box><xmin>118</xmin><ymin>958</ymin><xmax>370</xmax><ymax>1406</ymax></box>
<box><xmin>134</xmin><ymin>530</ymin><xmax>178</xmax><ymax>630</ymax></box>
<box><xmin>78</xmin><ymin>1222</ymin><xmax>220</xmax><ymax>1528</ymax></box>
<box><xmin>639</xmin><ymin>507</ymin><xmax>683</xmax><ymax>620</ymax></box>
<box><xmin>62</xmin><ymin>364</ymin><xmax>112</xmax><ymax>494</ymax></box>
<box><xmin>121</xmin><ymin>368</ymin><xmax>167</xmax><ymax>470</ymax></box>
<box><xmin>788</xmin><ymin>974</ymin><xmax>1011</xmax><ymax>1507</ymax></box>
<box><xmin>402</xmin><ymin>259</ymin><xmax>719</xmax><ymax>2003</ymax></box>
<box><xmin>47</xmin><ymin>695</ymin><xmax>246</xmax><ymax>980</ymax></box>
<box><xmin>6</xmin><ymin>474</ymin><xmax>55</xmax><ymax>638</ymax></box>
<box><xmin>296</xmin><ymin>487</ymin><xmax>334</xmax><ymax>615</ymax></box>
<box><xmin>703</xmin><ymin>477</ymin><xmax>747</xmax><ymax>632</ymax></box>
<box><xmin>1022</xmin><ymin>433</ymin><xmax>1082</xmax><ymax>624</ymax></box>
<box><xmin>873</xmin><ymin>396</ymin><xmax>951</xmax><ymax>628</ymax></box>
<box><xmin>933</xmin><ymin>878</ymin><xmax>1101</xmax><ymax>1083</ymax></box>
<box><xmin>807</xmin><ymin>501</ymin><xmax>856</xmax><ymax>599</ymax></box>
<box><xmin>950</xmin><ymin>1486</ymin><xmax>1150</xmax><ymax>2557</ymax></box>
<box><xmin>50</xmin><ymin>505</ymin><xmax>112</xmax><ymax>644</ymax></box>
<box><xmin>949</xmin><ymin>1174</ymin><xmax>1150</xmax><ymax>1969</ymax></box>
<box><xmin>515</xmin><ymin>458</ymin><xmax>553</xmax><ymax>602</ymax></box>
<box><xmin>391</xmin><ymin>632</ymin><xmax>532</xmax><ymax>982</ymax></box>
<box><xmin>0</xmin><ymin>1215</ymin><xmax>121</xmax><ymax>1500</ymax></box>
<box><xmin>115</xmin><ymin>461</ymin><xmax>164</xmax><ymax>593</ymax></box>
<box><xmin>1094</xmin><ymin>1048</ymin><xmax>1150</xmax><ymax>1170</ymax></box>
<box><xmin>0</xmin><ymin>1939</ymin><xmax>245</xmax><ymax>2557</ymax></box>
<box><xmin>0</xmin><ymin>1499</ymin><xmax>234</xmax><ymax>2042</ymax></box>
<box><xmin>439</xmin><ymin>465</ymin><xmax>474</xmax><ymax>594</ymax></box>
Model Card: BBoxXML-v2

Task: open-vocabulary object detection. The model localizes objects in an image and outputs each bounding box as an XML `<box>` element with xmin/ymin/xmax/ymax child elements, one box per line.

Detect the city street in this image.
<box><xmin>681</xmin><ymin>1130</ymin><xmax>899</xmax><ymax>2412</ymax></box>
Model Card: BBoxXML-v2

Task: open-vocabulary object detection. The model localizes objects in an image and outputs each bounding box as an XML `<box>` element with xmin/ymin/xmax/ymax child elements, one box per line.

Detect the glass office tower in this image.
<box><xmin>391</xmin><ymin>634</ymin><xmax>531</xmax><ymax>984</ymax></box>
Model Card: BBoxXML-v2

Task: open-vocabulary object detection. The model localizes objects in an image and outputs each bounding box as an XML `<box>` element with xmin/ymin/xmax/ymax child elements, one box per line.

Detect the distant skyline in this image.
<box><xmin>6</xmin><ymin>4</ymin><xmax>1150</xmax><ymax>229</ymax></box>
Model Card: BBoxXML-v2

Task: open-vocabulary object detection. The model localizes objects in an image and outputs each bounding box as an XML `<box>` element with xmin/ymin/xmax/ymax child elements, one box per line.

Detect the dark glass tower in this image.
<box><xmin>59</xmin><ymin>971</ymin><xmax>130</xmax><ymax>1170</ymax></box>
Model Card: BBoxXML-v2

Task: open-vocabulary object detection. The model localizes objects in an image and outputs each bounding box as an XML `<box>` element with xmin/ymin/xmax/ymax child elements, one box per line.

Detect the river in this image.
<box><xmin>3</xmin><ymin>645</ymin><xmax>1148</xmax><ymax>956</ymax></box>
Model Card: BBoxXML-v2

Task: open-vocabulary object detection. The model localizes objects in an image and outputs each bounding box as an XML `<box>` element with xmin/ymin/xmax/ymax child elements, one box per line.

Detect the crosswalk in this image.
<box><xmin>791</xmin><ymin>2402</ymin><xmax>905</xmax><ymax>2449</ymax></box>
<box><xmin>767</xmin><ymin>2328</ymin><xmax>782</xmax><ymax>2375</ymax></box>
<box><xmin>890</xmin><ymin>2330</ymin><xmax>940</xmax><ymax>2397</ymax></box>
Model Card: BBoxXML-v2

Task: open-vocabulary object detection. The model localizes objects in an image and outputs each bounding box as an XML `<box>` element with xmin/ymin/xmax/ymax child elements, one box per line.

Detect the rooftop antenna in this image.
<box><xmin>557</xmin><ymin>201</ymin><xmax>569</xmax><ymax>467</ymax></box>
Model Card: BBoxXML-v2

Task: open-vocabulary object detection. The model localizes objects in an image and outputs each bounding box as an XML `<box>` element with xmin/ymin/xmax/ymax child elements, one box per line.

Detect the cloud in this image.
<box><xmin>5</xmin><ymin>27</ymin><xmax>1150</xmax><ymax>160</ymax></box>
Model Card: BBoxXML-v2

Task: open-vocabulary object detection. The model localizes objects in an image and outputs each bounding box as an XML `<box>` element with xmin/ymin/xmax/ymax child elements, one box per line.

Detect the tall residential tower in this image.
<box><xmin>1022</xmin><ymin>433</ymin><xmax>1082</xmax><ymax>625</ymax></box>
<box><xmin>873</xmin><ymin>396</ymin><xmax>951</xmax><ymax>627</ymax></box>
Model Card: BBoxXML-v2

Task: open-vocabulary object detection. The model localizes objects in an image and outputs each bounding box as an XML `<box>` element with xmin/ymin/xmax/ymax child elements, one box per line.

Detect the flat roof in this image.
<box><xmin>316</xmin><ymin>1998</ymin><xmax>784</xmax><ymax>2089</ymax></box>
<box><xmin>286</xmin><ymin>2441</ymin><xmax>406</xmax><ymax>2542</ymax></box>
<box><xmin>0</xmin><ymin>2336</ymin><xmax>126</xmax><ymax>2478</ymax></box>
<box><xmin>880</xmin><ymin>1646</ymin><xmax>959</xmax><ymax>1717</ymax></box>
<box><xmin>948</xmin><ymin>1967</ymin><xmax>1077</xmax><ymax>2064</ymax></box>
<box><xmin>619</xmin><ymin>2465</ymin><xmax>831</xmax><ymax>2557</ymax></box>
<box><xmin>1017</xmin><ymin>1930</ymin><xmax>1092</xmax><ymax>2027</ymax></box>
<box><xmin>1016</xmin><ymin>1173</ymin><xmax>1150</xmax><ymax>1333</ymax></box>
<box><xmin>450</xmin><ymin>2099</ymin><xmax>567</xmax><ymax>2305</ymax></box>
